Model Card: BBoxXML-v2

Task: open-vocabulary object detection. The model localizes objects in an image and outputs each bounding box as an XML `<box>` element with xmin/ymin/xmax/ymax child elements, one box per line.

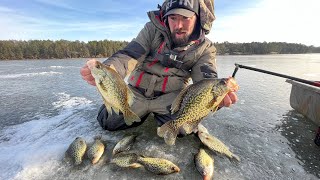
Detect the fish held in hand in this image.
<box><xmin>65</xmin><ymin>137</ymin><xmax>87</xmax><ymax>165</ymax></box>
<box><xmin>157</xmin><ymin>77</ymin><xmax>239</xmax><ymax>145</ymax></box>
<box><xmin>86</xmin><ymin>136</ymin><xmax>105</xmax><ymax>164</ymax></box>
<box><xmin>137</xmin><ymin>157</ymin><xmax>180</xmax><ymax>175</ymax></box>
<box><xmin>87</xmin><ymin>60</ymin><xmax>140</xmax><ymax>126</ymax></box>
<box><xmin>198</xmin><ymin>127</ymin><xmax>240</xmax><ymax>162</ymax></box>
<box><xmin>194</xmin><ymin>148</ymin><xmax>214</xmax><ymax>180</ymax></box>
<box><xmin>110</xmin><ymin>152</ymin><xmax>142</xmax><ymax>168</ymax></box>
<box><xmin>112</xmin><ymin>134</ymin><xmax>137</xmax><ymax>155</ymax></box>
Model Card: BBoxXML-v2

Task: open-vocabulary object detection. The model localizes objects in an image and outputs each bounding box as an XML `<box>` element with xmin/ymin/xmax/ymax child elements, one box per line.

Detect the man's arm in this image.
<box><xmin>190</xmin><ymin>43</ymin><xmax>218</xmax><ymax>83</ymax></box>
<box><xmin>103</xmin><ymin>22</ymin><xmax>157</xmax><ymax>78</ymax></box>
<box><xmin>80</xmin><ymin>22</ymin><xmax>156</xmax><ymax>85</ymax></box>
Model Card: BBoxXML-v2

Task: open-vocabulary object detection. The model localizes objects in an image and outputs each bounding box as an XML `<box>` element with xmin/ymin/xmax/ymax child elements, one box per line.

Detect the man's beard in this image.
<box><xmin>171</xmin><ymin>30</ymin><xmax>191</xmax><ymax>47</ymax></box>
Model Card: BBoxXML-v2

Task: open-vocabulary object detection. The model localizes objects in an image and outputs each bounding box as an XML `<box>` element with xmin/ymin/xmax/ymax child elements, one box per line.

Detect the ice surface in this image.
<box><xmin>1</xmin><ymin>57</ymin><xmax>320</xmax><ymax>180</ymax></box>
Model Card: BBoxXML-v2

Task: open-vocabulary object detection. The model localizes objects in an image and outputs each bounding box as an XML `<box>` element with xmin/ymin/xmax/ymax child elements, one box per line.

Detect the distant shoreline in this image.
<box><xmin>1</xmin><ymin>40</ymin><xmax>319</xmax><ymax>60</ymax></box>
<box><xmin>1</xmin><ymin>53</ymin><xmax>319</xmax><ymax>61</ymax></box>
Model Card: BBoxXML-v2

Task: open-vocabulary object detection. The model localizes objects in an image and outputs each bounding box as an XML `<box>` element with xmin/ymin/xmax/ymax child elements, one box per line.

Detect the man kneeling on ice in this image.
<box><xmin>80</xmin><ymin>0</ymin><xmax>238</xmax><ymax>140</ymax></box>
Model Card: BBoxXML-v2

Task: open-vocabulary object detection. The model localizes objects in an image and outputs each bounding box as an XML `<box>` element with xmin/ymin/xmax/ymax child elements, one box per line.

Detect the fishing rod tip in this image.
<box><xmin>232</xmin><ymin>66</ymin><xmax>239</xmax><ymax>78</ymax></box>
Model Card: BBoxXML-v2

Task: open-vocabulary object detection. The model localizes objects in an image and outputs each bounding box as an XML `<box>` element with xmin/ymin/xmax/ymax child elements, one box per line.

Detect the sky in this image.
<box><xmin>0</xmin><ymin>0</ymin><xmax>319</xmax><ymax>46</ymax></box>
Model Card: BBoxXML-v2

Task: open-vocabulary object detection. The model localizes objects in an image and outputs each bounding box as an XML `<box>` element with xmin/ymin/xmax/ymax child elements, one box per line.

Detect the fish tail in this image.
<box><xmin>74</xmin><ymin>158</ymin><xmax>82</xmax><ymax>165</ymax></box>
<box><xmin>123</xmin><ymin>109</ymin><xmax>141</xmax><ymax>126</ymax></box>
<box><xmin>157</xmin><ymin>121</ymin><xmax>178</xmax><ymax>145</ymax></box>
<box><xmin>93</xmin><ymin>135</ymin><xmax>102</xmax><ymax>140</ymax></box>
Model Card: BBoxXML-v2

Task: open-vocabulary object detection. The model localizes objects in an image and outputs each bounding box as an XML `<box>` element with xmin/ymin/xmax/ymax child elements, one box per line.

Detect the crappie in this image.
<box><xmin>198</xmin><ymin>125</ymin><xmax>240</xmax><ymax>162</ymax></box>
<box><xmin>137</xmin><ymin>157</ymin><xmax>180</xmax><ymax>175</ymax></box>
<box><xmin>86</xmin><ymin>136</ymin><xmax>105</xmax><ymax>164</ymax></box>
<box><xmin>112</xmin><ymin>134</ymin><xmax>137</xmax><ymax>155</ymax></box>
<box><xmin>194</xmin><ymin>148</ymin><xmax>214</xmax><ymax>180</ymax></box>
<box><xmin>87</xmin><ymin>59</ymin><xmax>140</xmax><ymax>126</ymax></box>
<box><xmin>157</xmin><ymin>77</ymin><xmax>239</xmax><ymax>145</ymax></box>
<box><xmin>110</xmin><ymin>152</ymin><xmax>142</xmax><ymax>168</ymax></box>
<box><xmin>65</xmin><ymin>137</ymin><xmax>87</xmax><ymax>165</ymax></box>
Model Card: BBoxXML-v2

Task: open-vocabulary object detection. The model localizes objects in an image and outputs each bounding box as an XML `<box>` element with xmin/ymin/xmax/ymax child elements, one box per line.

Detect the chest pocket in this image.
<box><xmin>156</xmin><ymin>46</ymin><xmax>198</xmax><ymax>71</ymax></box>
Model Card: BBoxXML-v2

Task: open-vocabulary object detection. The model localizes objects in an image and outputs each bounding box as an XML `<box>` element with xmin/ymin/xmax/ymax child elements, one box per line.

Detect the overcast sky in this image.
<box><xmin>1</xmin><ymin>0</ymin><xmax>319</xmax><ymax>46</ymax></box>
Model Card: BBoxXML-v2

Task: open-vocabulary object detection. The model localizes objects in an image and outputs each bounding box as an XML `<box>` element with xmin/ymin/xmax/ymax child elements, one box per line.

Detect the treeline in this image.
<box><xmin>0</xmin><ymin>40</ymin><xmax>320</xmax><ymax>60</ymax></box>
<box><xmin>0</xmin><ymin>40</ymin><xmax>128</xmax><ymax>60</ymax></box>
<box><xmin>215</xmin><ymin>41</ymin><xmax>320</xmax><ymax>55</ymax></box>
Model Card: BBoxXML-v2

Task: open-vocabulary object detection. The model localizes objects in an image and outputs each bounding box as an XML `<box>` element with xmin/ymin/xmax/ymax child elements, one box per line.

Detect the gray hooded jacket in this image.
<box><xmin>104</xmin><ymin>0</ymin><xmax>217</xmax><ymax>98</ymax></box>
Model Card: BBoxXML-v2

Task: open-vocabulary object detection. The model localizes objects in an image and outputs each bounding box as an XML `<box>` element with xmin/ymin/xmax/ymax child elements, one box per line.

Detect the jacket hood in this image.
<box><xmin>199</xmin><ymin>0</ymin><xmax>215</xmax><ymax>34</ymax></box>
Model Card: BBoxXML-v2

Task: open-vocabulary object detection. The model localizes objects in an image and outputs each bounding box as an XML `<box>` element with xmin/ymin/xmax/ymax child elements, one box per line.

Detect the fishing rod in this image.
<box><xmin>232</xmin><ymin>63</ymin><xmax>320</xmax><ymax>87</ymax></box>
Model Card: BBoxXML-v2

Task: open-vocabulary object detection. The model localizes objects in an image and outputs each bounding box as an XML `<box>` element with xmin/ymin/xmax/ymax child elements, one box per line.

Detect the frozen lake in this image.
<box><xmin>0</xmin><ymin>54</ymin><xmax>319</xmax><ymax>180</ymax></box>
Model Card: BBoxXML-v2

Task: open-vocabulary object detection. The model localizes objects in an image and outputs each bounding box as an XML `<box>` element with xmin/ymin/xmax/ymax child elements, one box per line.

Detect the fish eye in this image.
<box><xmin>96</xmin><ymin>64</ymin><xmax>101</xmax><ymax>68</ymax></box>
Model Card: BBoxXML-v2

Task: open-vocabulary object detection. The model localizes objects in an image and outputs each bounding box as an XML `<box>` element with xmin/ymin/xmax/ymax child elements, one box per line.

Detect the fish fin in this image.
<box><xmin>127</xmin><ymin>87</ymin><xmax>135</xmax><ymax>107</ymax></box>
<box><xmin>181</xmin><ymin>122</ymin><xmax>198</xmax><ymax>135</ymax></box>
<box><xmin>102</xmin><ymin>94</ymin><xmax>118</xmax><ymax>114</ymax></box>
<box><xmin>112</xmin><ymin>106</ymin><xmax>120</xmax><ymax>115</ymax></box>
<box><xmin>123</xmin><ymin>109</ymin><xmax>141</xmax><ymax>126</ymax></box>
<box><xmin>63</xmin><ymin>152</ymin><xmax>72</xmax><ymax>165</ymax></box>
<box><xmin>157</xmin><ymin>121</ymin><xmax>178</xmax><ymax>145</ymax></box>
<box><xmin>164</xmin><ymin>131</ymin><xmax>178</xmax><ymax>145</ymax></box>
<box><xmin>230</xmin><ymin>154</ymin><xmax>241</xmax><ymax>162</ymax></box>
<box><xmin>170</xmin><ymin>86</ymin><xmax>189</xmax><ymax>114</ymax></box>
<box><xmin>105</xmin><ymin>104</ymin><xmax>113</xmax><ymax>116</ymax></box>
<box><xmin>97</xmin><ymin>81</ymin><xmax>118</xmax><ymax>115</ymax></box>
<box><xmin>197</xmin><ymin>123</ymin><xmax>209</xmax><ymax>134</ymax></box>
<box><xmin>100</xmin><ymin>95</ymin><xmax>113</xmax><ymax>115</ymax></box>
<box><xmin>112</xmin><ymin>149</ymin><xmax>118</xmax><ymax>156</ymax></box>
<box><xmin>129</xmin><ymin>163</ymin><xmax>143</xmax><ymax>168</ymax></box>
<box><xmin>109</xmin><ymin>64</ymin><xmax>118</xmax><ymax>72</ymax></box>
<box><xmin>74</xmin><ymin>157</ymin><xmax>82</xmax><ymax>166</ymax></box>
<box><xmin>97</xmin><ymin>81</ymin><xmax>109</xmax><ymax>99</ymax></box>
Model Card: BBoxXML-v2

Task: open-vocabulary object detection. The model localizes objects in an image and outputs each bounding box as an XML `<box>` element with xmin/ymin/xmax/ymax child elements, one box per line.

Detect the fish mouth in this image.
<box><xmin>86</xmin><ymin>59</ymin><xmax>101</xmax><ymax>70</ymax></box>
<box><xmin>174</xmin><ymin>166</ymin><xmax>181</xmax><ymax>172</ymax></box>
<box><xmin>226</xmin><ymin>77</ymin><xmax>239</xmax><ymax>92</ymax></box>
<box><xmin>86</xmin><ymin>60</ymin><xmax>95</xmax><ymax>70</ymax></box>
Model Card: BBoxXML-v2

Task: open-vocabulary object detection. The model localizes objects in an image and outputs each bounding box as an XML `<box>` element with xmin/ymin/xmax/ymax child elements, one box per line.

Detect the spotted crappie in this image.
<box><xmin>137</xmin><ymin>157</ymin><xmax>180</xmax><ymax>175</ymax></box>
<box><xmin>194</xmin><ymin>148</ymin><xmax>214</xmax><ymax>180</ymax></box>
<box><xmin>86</xmin><ymin>136</ymin><xmax>105</xmax><ymax>164</ymax></box>
<box><xmin>198</xmin><ymin>124</ymin><xmax>240</xmax><ymax>162</ymax></box>
<box><xmin>157</xmin><ymin>77</ymin><xmax>239</xmax><ymax>145</ymax></box>
<box><xmin>65</xmin><ymin>137</ymin><xmax>87</xmax><ymax>165</ymax></box>
<box><xmin>87</xmin><ymin>60</ymin><xmax>140</xmax><ymax>126</ymax></box>
<box><xmin>112</xmin><ymin>134</ymin><xmax>137</xmax><ymax>155</ymax></box>
<box><xmin>110</xmin><ymin>152</ymin><xmax>142</xmax><ymax>168</ymax></box>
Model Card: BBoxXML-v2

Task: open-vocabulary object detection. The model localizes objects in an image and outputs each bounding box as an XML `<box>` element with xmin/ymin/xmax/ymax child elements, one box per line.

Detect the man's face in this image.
<box><xmin>167</xmin><ymin>14</ymin><xmax>197</xmax><ymax>46</ymax></box>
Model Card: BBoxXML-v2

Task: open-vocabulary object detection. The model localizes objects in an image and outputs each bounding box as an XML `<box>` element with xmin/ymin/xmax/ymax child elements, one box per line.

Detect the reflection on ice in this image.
<box><xmin>276</xmin><ymin>110</ymin><xmax>320</xmax><ymax>178</ymax></box>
